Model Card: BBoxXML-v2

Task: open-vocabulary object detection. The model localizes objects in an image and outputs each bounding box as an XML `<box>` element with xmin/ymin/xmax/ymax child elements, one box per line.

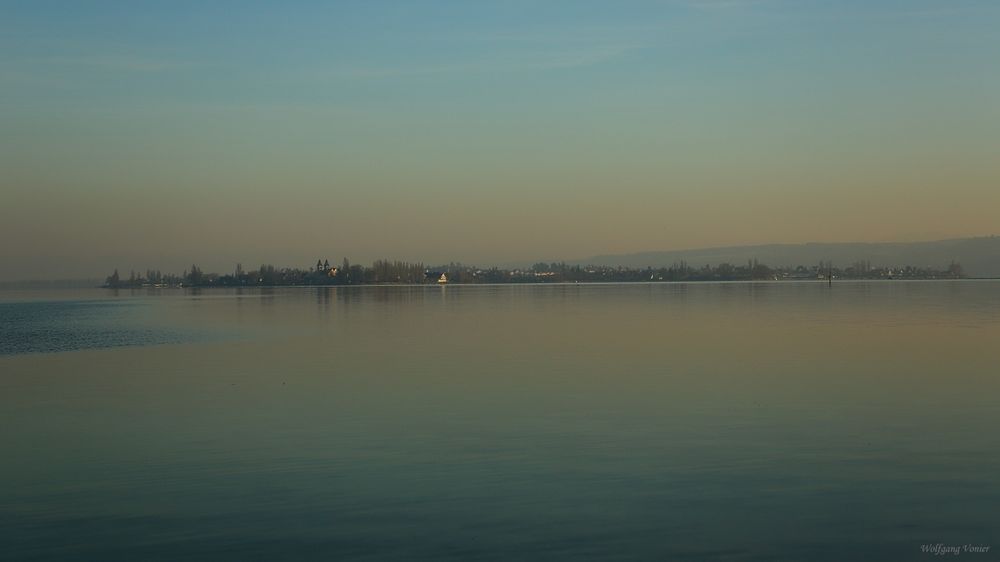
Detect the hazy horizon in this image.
<box><xmin>3</xmin><ymin>1</ymin><xmax>999</xmax><ymax>280</ymax></box>
<box><xmin>3</xmin><ymin>233</ymin><xmax>998</xmax><ymax>283</ymax></box>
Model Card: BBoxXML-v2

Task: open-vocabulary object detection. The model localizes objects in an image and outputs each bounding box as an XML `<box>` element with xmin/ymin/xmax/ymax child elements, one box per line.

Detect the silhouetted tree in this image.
<box><xmin>186</xmin><ymin>264</ymin><xmax>204</xmax><ymax>285</ymax></box>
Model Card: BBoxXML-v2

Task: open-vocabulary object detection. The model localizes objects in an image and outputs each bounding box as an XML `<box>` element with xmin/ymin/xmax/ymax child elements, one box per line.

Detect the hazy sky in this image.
<box><xmin>2</xmin><ymin>0</ymin><xmax>998</xmax><ymax>279</ymax></box>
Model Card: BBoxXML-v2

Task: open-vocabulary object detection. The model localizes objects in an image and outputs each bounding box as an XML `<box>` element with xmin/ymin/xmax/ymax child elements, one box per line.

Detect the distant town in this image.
<box><xmin>102</xmin><ymin>258</ymin><xmax>966</xmax><ymax>288</ymax></box>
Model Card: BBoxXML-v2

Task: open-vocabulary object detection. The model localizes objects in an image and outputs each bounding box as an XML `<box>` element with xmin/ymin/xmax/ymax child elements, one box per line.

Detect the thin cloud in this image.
<box><xmin>688</xmin><ymin>0</ymin><xmax>772</xmax><ymax>10</ymax></box>
<box><xmin>27</xmin><ymin>54</ymin><xmax>198</xmax><ymax>72</ymax></box>
<box><xmin>453</xmin><ymin>24</ymin><xmax>665</xmax><ymax>45</ymax></box>
<box><xmin>328</xmin><ymin>43</ymin><xmax>642</xmax><ymax>80</ymax></box>
<box><xmin>329</xmin><ymin>21</ymin><xmax>660</xmax><ymax>79</ymax></box>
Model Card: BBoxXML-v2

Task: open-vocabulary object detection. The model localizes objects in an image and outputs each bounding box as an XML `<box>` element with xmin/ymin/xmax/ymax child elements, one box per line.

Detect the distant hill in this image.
<box><xmin>576</xmin><ymin>236</ymin><xmax>1000</xmax><ymax>278</ymax></box>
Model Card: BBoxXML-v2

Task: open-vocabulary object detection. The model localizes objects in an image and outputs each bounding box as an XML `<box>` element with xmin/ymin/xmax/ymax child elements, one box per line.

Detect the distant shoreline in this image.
<box><xmin>99</xmin><ymin>258</ymin><xmax>967</xmax><ymax>289</ymax></box>
<box><xmin>95</xmin><ymin>278</ymin><xmax>994</xmax><ymax>292</ymax></box>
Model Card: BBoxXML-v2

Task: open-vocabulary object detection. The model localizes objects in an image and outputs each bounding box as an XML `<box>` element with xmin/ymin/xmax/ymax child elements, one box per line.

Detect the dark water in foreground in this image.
<box><xmin>1</xmin><ymin>282</ymin><xmax>999</xmax><ymax>561</ymax></box>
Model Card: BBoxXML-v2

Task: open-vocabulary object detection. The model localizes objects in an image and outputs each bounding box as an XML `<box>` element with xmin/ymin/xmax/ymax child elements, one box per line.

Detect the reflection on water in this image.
<box><xmin>1</xmin><ymin>282</ymin><xmax>999</xmax><ymax>560</ymax></box>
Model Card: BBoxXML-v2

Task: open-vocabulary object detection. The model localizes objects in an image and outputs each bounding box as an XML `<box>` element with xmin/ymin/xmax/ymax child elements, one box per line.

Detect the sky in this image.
<box><xmin>1</xmin><ymin>0</ymin><xmax>998</xmax><ymax>280</ymax></box>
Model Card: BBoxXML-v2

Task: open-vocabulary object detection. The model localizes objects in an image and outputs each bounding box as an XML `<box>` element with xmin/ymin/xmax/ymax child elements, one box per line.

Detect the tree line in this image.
<box><xmin>103</xmin><ymin>258</ymin><xmax>965</xmax><ymax>288</ymax></box>
<box><xmin>105</xmin><ymin>259</ymin><xmax>428</xmax><ymax>288</ymax></box>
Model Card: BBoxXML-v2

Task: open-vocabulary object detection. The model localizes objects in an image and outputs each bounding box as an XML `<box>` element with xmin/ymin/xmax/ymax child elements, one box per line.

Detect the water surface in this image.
<box><xmin>2</xmin><ymin>282</ymin><xmax>998</xmax><ymax>560</ymax></box>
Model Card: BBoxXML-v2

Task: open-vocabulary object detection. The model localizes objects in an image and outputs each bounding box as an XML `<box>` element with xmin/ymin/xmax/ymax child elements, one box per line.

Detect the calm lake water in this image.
<box><xmin>2</xmin><ymin>282</ymin><xmax>999</xmax><ymax>561</ymax></box>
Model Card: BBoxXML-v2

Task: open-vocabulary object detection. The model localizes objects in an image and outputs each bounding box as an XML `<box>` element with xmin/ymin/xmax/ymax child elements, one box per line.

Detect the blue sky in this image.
<box><xmin>2</xmin><ymin>1</ymin><xmax>998</xmax><ymax>278</ymax></box>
